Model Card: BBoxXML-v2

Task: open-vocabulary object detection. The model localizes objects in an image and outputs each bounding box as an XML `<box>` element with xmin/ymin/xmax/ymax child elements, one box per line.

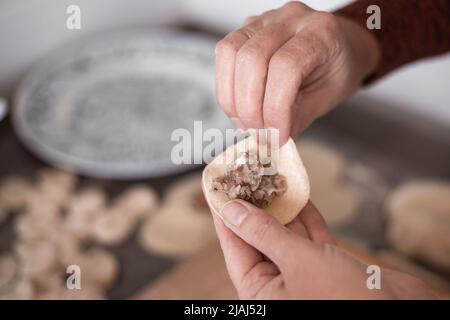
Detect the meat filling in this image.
<box><xmin>212</xmin><ymin>151</ymin><xmax>287</xmax><ymax>208</ymax></box>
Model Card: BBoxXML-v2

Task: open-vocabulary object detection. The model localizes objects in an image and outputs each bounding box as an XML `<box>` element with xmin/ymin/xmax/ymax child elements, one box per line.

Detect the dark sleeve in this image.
<box><xmin>334</xmin><ymin>0</ymin><xmax>450</xmax><ymax>84</ymax></box>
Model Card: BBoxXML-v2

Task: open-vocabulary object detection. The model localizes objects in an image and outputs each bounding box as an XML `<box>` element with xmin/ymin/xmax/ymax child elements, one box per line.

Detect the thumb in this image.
<box><xmin>218</xmin><ymin>199</ymin><xmax>299</xmax><ymax>268</ymax></box>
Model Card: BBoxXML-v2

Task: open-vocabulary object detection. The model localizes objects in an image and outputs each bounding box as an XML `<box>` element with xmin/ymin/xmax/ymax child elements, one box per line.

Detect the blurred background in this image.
<box><xmin>0</xmin><ymin>0</ymin><xmax>449</xmax><ymax>299</ymax></box>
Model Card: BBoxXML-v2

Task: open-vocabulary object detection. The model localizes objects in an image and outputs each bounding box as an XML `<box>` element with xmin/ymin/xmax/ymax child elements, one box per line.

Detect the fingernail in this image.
<box><xmin>230</xmin><ymin>117</ymin><xmax>244</xmax><ymax>130</ymax></box>
<box><xmin>221</xmin><ymin>201</ymin><xmax>248</xmax><ymax>227</ymax></box>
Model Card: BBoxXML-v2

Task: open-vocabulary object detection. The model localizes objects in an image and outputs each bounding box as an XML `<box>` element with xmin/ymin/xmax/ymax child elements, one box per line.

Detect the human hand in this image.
<box><xmin>213</xmin><ymin>200</ymin><xmax>436</xmax><ymax>299</ymax></box>
<box><xmin>215</xmin><ymin>1</ymin><xmax>381</xmax><ymax>144</ymax></box>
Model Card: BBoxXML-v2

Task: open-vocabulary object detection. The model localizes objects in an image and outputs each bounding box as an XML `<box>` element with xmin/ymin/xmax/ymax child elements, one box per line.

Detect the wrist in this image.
<box><xmin>336</xmin><ymin>15</ymin><xmax>381</xmax><ymax>83</ymax></box>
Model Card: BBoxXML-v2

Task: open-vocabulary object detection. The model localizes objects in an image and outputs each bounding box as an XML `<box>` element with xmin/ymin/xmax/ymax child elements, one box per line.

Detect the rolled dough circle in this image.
<box><xmin>386</xmin><ymin>180</ymin><xmax>450</xmax><ymax>269</ymax></box>
<box><xmin>203</xmin><ymin>137</ymin><xmax>310</xmax><ymax>225</ymax></box>
<box><xmin>139</xmin><ymin>174</ymin><xmax>216</xmax><ymax>257</ymax></box>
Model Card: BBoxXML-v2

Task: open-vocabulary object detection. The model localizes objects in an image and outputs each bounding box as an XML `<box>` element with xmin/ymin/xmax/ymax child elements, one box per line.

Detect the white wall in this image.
<box><xmin>182</xmin><ymin>0</ymin><xmax>352</xmax><ymax>31</ymax></box>
<box><xmin>0</xmin><ymin>0</ymin><xmax>182</xmax><ymax>95</ymax></box>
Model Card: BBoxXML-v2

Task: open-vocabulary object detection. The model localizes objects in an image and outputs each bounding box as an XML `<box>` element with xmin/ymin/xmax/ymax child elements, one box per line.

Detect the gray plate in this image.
<box><xmin>13</xmin><ymin>29</ymin><xmax>230</xmax><ymax>179</ymax></box>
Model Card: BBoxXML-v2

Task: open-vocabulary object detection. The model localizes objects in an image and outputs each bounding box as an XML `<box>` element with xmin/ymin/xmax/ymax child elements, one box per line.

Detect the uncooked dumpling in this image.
<box><xmin>203</xmin><ymin>136</ymin><xmax>310</xmax><ymax>225</ymax></box>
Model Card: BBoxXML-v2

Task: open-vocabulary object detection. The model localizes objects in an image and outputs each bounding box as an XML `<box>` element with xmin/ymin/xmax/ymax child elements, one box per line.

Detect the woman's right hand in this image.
<box><xmin>215</xmin><ymin>1</ymin><xmax>380</xmax><ymax>144</ymax></box>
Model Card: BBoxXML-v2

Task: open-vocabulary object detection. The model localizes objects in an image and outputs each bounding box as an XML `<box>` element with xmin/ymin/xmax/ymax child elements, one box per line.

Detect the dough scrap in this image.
<box><xmin>0</xmin><ymin>254</ymin><xmax>18</xmax><ymax>290</ymax></box>
<box><xmin>1</xmin><ymin>168</ymin><xmax>126</xmax><ymax>299</ymax></box>
<box><xmin>113</xmin><ymin>185</ymin><xmax>158</xmax><ymax>220</ymax></box>
<box><xmin>91</xmin><ymin>209</ymin><xmax>135</xmax><ymax>245</ymax></box>
<box><xmin>15</xmin><ymin>211</ymin><xmax>61</xmax><ymax>243</ymax></box>
<box><xmin>0</xmin><ymin>278</ymin><xmax>35</xmax><ymax>300</ymax></box>
<box><xmin>70</xmin><ymin>248</ymin><xmax>119</xmax><ymax>289</ymax></box>
<box><xmin>14</xmin><ymin>241</ymin><xmax>58</xmax><ymax>280</ymax></box>
<box><xmin>0</xmin><ymin>176</ymin><xmax>34</xmax><ymax>210</ymax></box>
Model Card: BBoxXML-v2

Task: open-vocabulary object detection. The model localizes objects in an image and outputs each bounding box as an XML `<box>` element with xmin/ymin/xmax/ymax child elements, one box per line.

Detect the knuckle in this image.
<box><xmin>215</xmin><ymin>37</ymin><xmax>239</xmax><ymax>56</ymax></box>
<box><xmin>239</xmin><ymin>272</ymin><xmax>263</xmax><ymax>299</ymax></box>
<box><xmin>216</xmin><ymin>95</ymin><xmax>232</xmax><ymax>113</ymax></box>
<box><xmin>316</xmin><ymin>12</ymin><xmax>338</xmax><ymax>30</ymax></box>
<box><xmin>290</xmin><ymin>33</ymin><xmax>327</xmax><ymax>72</ymax></box>
<box><xmin>236</xmin><ymin>43</ymin><xmax>267</xmax><ymax>65</ymax></box>
<box><xmin>261</xmin><ymin>9</ymin><xmax>276</xmax><ymax>21</ymax></box>
<box><xmin>283</xmin><ymin>1</ymin><xmax>309</xmax><ymax>13</ymax></box>
<box><xmin>236</xmin><ymin>288</ymin><xmax>252</xmax><ymax>300</ymax></box>
<box><xmin>244</xmin><ymin>15</ymin><xmax>258</xmax><ymax>25</ymax></box>
<box><xmin>237</xmin><ymin>104</ymin><xmax>261</xmax><ymax>125</ymax></box>
<box><xmin>237</xmin><ymin>26</ymin><xmax>257</xmax><ymax>40</ymax></box>
<box><xmin>269</xmin><ymin>49</ymin><xmax>298</xmax><ymax>70</ymax></box>
<box><xmin>264</xmin><ymin>104</ymin><xmax>291</xmax><ymax>129</ymax></box>
<box><xmin>250</xmin><ymin>215</ymin><xmax>274</xmax><ymax>246</ymax></box>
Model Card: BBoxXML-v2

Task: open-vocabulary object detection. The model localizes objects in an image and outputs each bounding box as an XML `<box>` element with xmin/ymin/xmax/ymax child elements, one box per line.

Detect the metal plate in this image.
<box><xmin>13</xmin><ymin>29</ymin><xmax>230</xmax><ymax>179</ymax></box>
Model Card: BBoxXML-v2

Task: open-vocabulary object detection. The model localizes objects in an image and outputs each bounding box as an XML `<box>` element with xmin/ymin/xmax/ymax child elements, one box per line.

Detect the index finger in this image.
<box><xmin>298</xmin><ymin>201</ymin><xmax>336</xmax><ymax>245</ymax></box>
<box><xmin>215</xmin><ymin>19</ymin><xmax>264</xmax><ymax>120</ymax></box>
